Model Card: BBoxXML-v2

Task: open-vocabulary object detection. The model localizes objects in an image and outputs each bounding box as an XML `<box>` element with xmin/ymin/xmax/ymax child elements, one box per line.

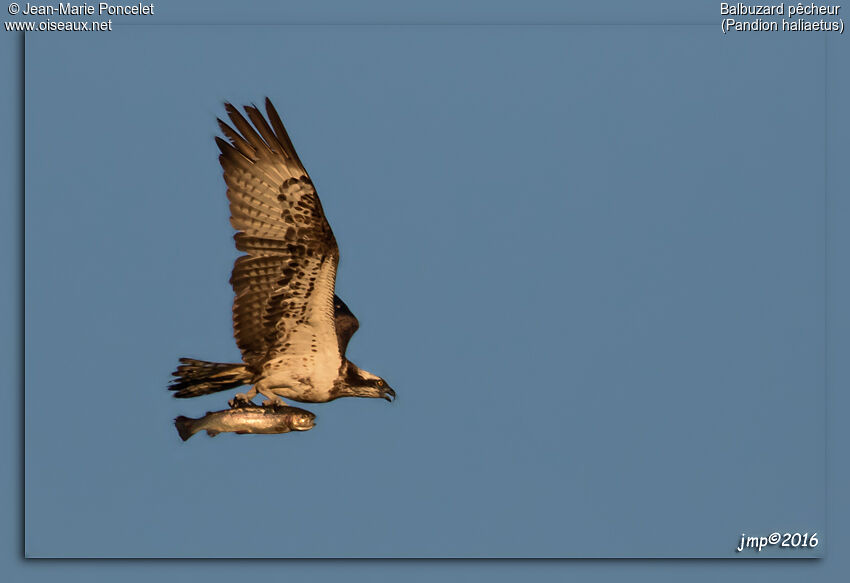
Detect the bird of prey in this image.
<box><xmin>169</xmin><ymin>98</ymin><xmax>394</xmax><ymax>407</ymax></box>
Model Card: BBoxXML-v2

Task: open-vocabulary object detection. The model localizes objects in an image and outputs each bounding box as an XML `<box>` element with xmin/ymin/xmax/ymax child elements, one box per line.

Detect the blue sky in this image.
<box><xmin>3</xmin><ymin>0</ymin><xmax>849</xmax><ymax>580</ymax></box>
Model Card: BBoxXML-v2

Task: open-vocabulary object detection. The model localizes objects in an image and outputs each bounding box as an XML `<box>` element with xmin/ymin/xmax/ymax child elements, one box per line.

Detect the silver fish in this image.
<box><xmin>174</xmin><ymin>403</ymin><xmax>316</xmax><ymax>441</ymax></box>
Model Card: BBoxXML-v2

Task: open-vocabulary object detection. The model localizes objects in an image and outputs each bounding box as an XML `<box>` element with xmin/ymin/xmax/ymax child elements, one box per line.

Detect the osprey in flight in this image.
<box><xmin>169</xmin><ymin>98</ymin><xmax>394</xmax><ymax>407</ymax></box>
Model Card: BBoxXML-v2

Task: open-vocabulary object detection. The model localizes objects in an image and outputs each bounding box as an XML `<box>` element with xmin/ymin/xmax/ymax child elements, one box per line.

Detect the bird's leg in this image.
<box><xmin>229</xmin><ymin>385</ymin><xmax>258</xmax><ymax>408</ymax></box>
<box><xmin>255</xmin><ymin>381</ymin><xmax>286</xmax><ymax>407</ymax></box>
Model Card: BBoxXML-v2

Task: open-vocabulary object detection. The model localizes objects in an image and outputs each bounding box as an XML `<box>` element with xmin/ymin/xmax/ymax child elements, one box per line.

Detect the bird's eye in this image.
<box><xmin>377</xmin><ymin>379</ymin><xmax>384</xmax><ymax>387</ymax></box>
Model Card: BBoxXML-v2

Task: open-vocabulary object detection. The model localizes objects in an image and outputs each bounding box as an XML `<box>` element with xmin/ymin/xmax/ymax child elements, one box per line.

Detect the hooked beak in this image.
<box><xmin>383</xmin><ymin>386</ymin><xmax>396</xmax><ymax>402</ymax></box>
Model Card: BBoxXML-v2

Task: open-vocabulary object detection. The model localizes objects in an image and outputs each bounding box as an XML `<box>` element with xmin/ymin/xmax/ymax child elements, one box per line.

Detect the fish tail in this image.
<box><xmin>168</xmin><ymin>358</ymin><xmax>252</xmax><ymax>398</ymax></box>
<box><xmin>174</xmin><ymin>416</ymin><xmax>198</xmax><ymax>441</ymax></box>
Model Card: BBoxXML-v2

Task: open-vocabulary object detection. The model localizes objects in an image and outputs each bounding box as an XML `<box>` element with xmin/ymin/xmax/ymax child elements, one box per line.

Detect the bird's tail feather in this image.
<box><xmin>168</xmin><ymin>358</ymin><xmax>252</xmax><ymax>399</ymax></box>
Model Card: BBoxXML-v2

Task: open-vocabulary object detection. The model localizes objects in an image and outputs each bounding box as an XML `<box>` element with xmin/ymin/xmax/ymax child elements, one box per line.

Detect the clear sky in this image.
<box><xmin>3</xmin><ymin>0</ymin><xmax>849</xmax><ymax>580</ymax></box>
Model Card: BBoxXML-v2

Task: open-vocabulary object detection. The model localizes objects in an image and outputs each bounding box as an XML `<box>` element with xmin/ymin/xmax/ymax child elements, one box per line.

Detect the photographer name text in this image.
<box><xmin>18</xmin><ymin>2</ymin><xmax>153</xmax><ymax>16</ymax></box>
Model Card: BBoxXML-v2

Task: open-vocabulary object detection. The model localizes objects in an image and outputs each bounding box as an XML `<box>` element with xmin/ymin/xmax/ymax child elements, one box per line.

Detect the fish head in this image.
<box><xmin>290</xmin><ymin>410</ymin><xmax>316</xmax><ymax>431</ymax></box>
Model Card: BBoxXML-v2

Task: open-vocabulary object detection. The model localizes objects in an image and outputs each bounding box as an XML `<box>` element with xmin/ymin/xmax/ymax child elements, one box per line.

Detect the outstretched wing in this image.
<box><xmin>217</xmin><ymin>99</ymin><xmax>340</xmax><ymax>373</ymax></box>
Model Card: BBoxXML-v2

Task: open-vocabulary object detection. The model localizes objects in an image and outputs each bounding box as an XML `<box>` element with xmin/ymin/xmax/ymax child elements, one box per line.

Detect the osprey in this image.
<box><xmin>169</xmin><ymin>99</ymin><xmax>394</xmax><ymax>407</ymax></box>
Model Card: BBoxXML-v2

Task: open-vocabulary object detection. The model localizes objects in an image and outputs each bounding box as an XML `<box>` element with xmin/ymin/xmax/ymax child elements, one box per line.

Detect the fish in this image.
<box><xmin>174</xmin><ymin>402</ymin><xmax>316</xmax><ymax>441</ymax></box>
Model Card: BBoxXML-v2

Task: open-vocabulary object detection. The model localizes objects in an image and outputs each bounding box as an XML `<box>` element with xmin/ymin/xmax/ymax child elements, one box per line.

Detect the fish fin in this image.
<box><xmin>174</xmin><ymin>416</ymin><xmax>196</xmax><ymax>441</ymax></box>
<box><xmin>206</xmin><ymin>429</ymin><xmax>220</xmax><ymax>437</ymax></box>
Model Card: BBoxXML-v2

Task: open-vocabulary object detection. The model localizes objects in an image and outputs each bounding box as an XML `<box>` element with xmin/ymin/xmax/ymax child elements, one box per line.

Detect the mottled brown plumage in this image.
<box><xmin>169</xmin><ymin>99</ymin><xmax>393</xmax><ymax>408</ymax></box>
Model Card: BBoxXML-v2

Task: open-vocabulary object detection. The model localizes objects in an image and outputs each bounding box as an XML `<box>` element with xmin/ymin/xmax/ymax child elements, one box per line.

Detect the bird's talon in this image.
<box><xmin>229</xmin><ymin>393</ymin><xmax>253</xmax><ymax>408</ymax></box>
